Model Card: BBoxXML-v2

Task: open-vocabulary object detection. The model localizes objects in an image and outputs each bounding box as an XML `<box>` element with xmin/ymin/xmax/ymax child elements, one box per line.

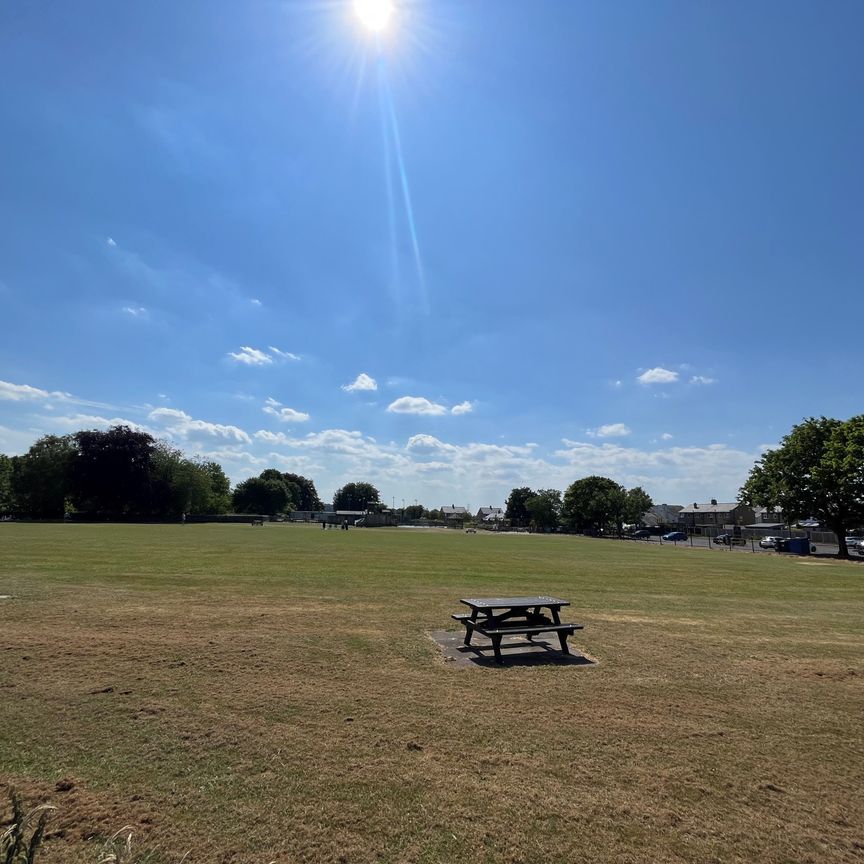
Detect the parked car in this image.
<box><xmin>663</xmin><ymin>531</ymin><xmax>687</xmax><ymax>542</ymax></box>
<box><xmin>759</xmin><ymin>536</ymin><xmax>784</xmax><ymax>549</ymax></box>
<box><xmin>630</xmin><ymin>529</ymin><xmax>651</xmax><ymax>539</ymax></box>
<box><xmin>856</xmin><ymin>541</ymin><xmax>864</xmax><ymax>556</ymax></box>
<box><xmin>714</xmin><ymin>533</ymin><xmax>746</xmax><ymax>546</ymax></box>
<box><xmin>844</xmin><ymin>536</ymin><xmax>862</xmax><ymax>548</ymax></box>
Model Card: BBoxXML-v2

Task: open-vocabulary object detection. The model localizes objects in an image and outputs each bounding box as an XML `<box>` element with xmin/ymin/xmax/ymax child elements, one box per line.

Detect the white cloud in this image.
<box><xmin>43</xmin><ymin>413</ymin><xmax>152</xmax><ymax>433</ymax></box>
<box><xmin>228</xmin><ymin>346</ymin><xmax>273</xmax><ymax>366</ymax></box>
<box><xmin>268</xmin><ymin>346</ymin><xmax>300</xmax><ymax>361</ymax></box>
<box><xmin>0</xmin><ymin>380</ymin><xmax>70</xmax><ymax>402</ymax></box>
<box><xmin>122</xmin><ymin>305</ymin><xmax>147</xmax><ymax>317</ymax></box>
<box><xmin>637</xmin><ymin>367</ymin><xmax>679</xmax><ymax>385</ymax></box>
<box><xmin>148</xmin><ymin>407</ymin><xmax>251</xmax><ymax>444</ymax></box>
<box><xmin>106</xmin><ymin>237</ymin><xmax>117</xmax><ymax>247</ymax></box>
<box><xmin>262</xmin><ymin>398</ymin><xmax>310</xmax><ymax>424</ymax></box>
<box><xmin>660</xmin><ymin>432</ymin><xmax>674</xmax><ymax>441</ymax></box>
<box><xmin>587</xmin><ymin>423</ymin><xmax>632</xmax><ymax>438</ymax></box>
<box><xmin>387</xmin><ymin>396</ymin><xmax>448</xmax><ymax>416</ymax></box>
<box><xmin>250</xmin><ymin>298</ymin><xmax>262</xmax><ymax>307</ymax></box>
<box><xmin>690</xmin><ymin>375</ymin><xmax>716</xmax><ymax>385</ymax></box>
<box><xmin>342</xmin><ymin>373</ymin><xmax>378</xmax><ymax>393</ymax></box>
<box><xmin>451</xmin><ymin>401</ymin><xmax>474</xmax><ymax>416</ymax></box>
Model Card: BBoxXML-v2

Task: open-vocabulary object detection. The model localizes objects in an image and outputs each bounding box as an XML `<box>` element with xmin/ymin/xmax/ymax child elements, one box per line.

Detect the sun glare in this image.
<box><xmin>354</xmin><ymin>0</ymin><xmax>394</xmax><ymax>32</ymax></box>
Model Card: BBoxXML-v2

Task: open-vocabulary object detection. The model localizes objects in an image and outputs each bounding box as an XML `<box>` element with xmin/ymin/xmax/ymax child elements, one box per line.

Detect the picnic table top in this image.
<box><xmin>460</xmin><ymin>596</ymin><xmax>570</xmax><ymax>609</ymax></box>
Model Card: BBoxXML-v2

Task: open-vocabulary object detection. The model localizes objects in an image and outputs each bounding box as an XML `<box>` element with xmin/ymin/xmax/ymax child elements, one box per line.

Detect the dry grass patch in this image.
<box><xmin>1</xmin><ymin>524</ymin><xmax>863</xmax><ymax>863</ymax></box>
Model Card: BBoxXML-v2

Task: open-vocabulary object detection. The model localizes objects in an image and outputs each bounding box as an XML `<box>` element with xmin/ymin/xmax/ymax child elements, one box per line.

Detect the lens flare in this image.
<box><xmin>354</xmin><ymin>0</ymin><xmax>394</xmax><ymax>32</ymax></box>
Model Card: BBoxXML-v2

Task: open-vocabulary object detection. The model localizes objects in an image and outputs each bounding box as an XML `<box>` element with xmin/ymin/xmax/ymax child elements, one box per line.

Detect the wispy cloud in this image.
<box><xmin>660</xmin><ymin>432</ymin><xmax>674</xmax><ymax>441</ymax></box>
<box><xmin>227</xmin><ymin>346</ymin><xmax>273</xmax><ymax>366</ymax></box>
<box><xmin>262</xmin><ymin>397</ymin><xmax>310</xmax><ymax>424</ymax></box>
<box><xmin>268</xmin><ymin>346</ymin><xmax>300</xmax><ymax>361</ymax></box>
<box><xmin>106</xmin><ymin>237</ymin><xmax>117</xmax><ymax>247</ymax></box>
<box><xmin>387</xmin><ymin>396</ymin><xmax>448</xmax><ymax>416</ymax></box>
<box><xmin>148</xmin><ymin>407</ymin><xmax>251</xmax><ymax>444</ymax></box>
<box><xmin>250</xmin><ymin>298</ymin><xmax>262</xmax><ymax>307</ymax></box>
<box><xmin>637</xmin><ymin>367</ymin><xmax>679</xmax><ymax>385</ymax></box>
<box><xmin>121</xmin><ymin>305</ymin><xmax>148</xmax><ymax>318</ymax></box>
<box><xmin>587</xmin><ymin>423</ymin><xmax>631</xmax><ymax>438</ymax></box>
<box><xmin>690</xmin><ymin>375</ymin><xmax>716</xmax><ymax>385</ymax></box>
<box><xmin>342</xmin><ymin>373</ymin><xmax>378</xmax><ymax>393</ymax></box>
<box><xmin>451</xmin><ymin>401</ymin><xmax>474</xmax><ymax>416</ymax></box>
<box><xmin>0</xmin><ymin>380</ymin><xmax>71</xmax><ymax>402</ymax></box>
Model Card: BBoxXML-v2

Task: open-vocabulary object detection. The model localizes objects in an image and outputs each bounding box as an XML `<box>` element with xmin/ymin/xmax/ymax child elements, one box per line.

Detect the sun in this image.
<box><xmin>353</xmin><ymin>0</ymin><xmax>394</xmax><ymax>32</ymax></box>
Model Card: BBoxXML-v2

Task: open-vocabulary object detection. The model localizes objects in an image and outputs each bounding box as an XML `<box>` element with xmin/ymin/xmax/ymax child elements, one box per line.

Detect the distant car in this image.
<box><xmin>663</xmin><ymin>531</ymin><xmax>687</xmax><ymax>542</ymax></box>
<box><xmin>714</xmin><ymin>533</ymin><xmax>746</xmax><ymax>546</ymax></box>
<box><xmin>759</xmin><ymin>536</ymin><xmax>783</xmax><ymax>549</ymax></box>
<box><xmin>844</xmin><ymin>536</ymin><xmax>862</xmax><ymax>548</ymax></box>
<box><xmin>856</xmin><ymin>541</ymin><xmax>864</xmax><ymax>556</ymax></box>
<box><xmin>630</xmin><ymin>529</ymin><xmax>651</xmax><ymax>539</ymax></box>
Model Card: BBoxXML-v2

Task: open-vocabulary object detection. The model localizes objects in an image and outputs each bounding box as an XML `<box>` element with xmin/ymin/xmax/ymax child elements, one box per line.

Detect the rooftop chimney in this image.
<box><xmin>711</xmin><ymin>498</ymin><xmax>717</xmax><ymax>505</ymax></box>
<box><xmin>693</xmin><ymin>502</ymin><xmax>699</xmax><ymax>508</ymax></box>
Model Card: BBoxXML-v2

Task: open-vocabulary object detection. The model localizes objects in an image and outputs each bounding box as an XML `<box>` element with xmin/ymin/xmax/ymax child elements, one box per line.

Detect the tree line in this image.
<box><xmin>504</xmin><ymin>480</ymin><xmax>653</xmax><ymax>533</ymax></box>
<box><xmin>0</xmin><ymin>426</ymin><xmax>320</xmax><ymax>521</ymax></box>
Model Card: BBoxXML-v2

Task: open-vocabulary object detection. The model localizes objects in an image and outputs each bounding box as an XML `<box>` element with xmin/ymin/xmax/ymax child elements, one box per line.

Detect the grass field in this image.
<box><xmin>1</xmin><ymin>523</ymin><xmax>862</xmax><ymax>864</ymax></box>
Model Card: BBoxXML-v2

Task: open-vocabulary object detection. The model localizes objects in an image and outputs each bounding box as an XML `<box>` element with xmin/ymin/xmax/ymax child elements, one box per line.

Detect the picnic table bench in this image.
<box><xmin>251</xmin><ymin>518</ymin><xmax>264</xmax><ymax>527</ymax></box>
<box><xmin>452</xmin><ymin>596</ymin><xmax>583</xmax><ymax>664</ymax></box>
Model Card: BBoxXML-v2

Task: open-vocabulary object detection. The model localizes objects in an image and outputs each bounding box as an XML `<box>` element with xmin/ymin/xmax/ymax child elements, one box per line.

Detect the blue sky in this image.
<box><xmin>1</xmin><ymin>0</ymin><xmax>862</xmax><ymax>508</ymax></box>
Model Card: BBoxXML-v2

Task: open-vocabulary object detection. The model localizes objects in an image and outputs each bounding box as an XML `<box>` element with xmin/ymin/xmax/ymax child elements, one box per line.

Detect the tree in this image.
<box><xmin>333</xmin><ymin>482</ymin><xmax>380</xmax><ymax>511</ymax></box>
<box><xmin>280</xmin><ymin>473</ymin><xmax>322</xmax><ymax>511</ymax></box>
<box><xmin>505</xmin><ymin>487</ymin><xmax>534</xmax><ymax>528</ymax></box>
<box><xmin>404</xmin><ymin>504</ymin><xmax>425</xmax><ymax>520</ymax></box>
<box><xmin>70</xmin><ymin>426</ymin><xmax>156</xmax><ymax>518</ymax></box>
<box><xmin>11</xmin><ymin>435</ymin><xmax>76</xmax><ymax>518</ymax></box>
<box><xmin>740</xmin><ymin>416</ymin><xmax>864</xmax><ymax>558</ymax></box>
<box><xmin>198</xmin><ymin>461</ymin><xmax>231</xmax><ymax>513</ymax></box>
<box><xmin>525</xmin><ymin>489</ymin><xmax>562</xmax><ymax>531</ymax></box>
<box><xmin>0</xmin><ymin>454</ymin><xmax>13</xmax><ymax>515</ymax></box>
<box><xmin>561</xmin><ymin>476</ymin><xmax>626</xmax><ymax>534</ymax></box>
<box><xmin>232</xmin><ymin>476</ymin><xmax>295</xmax><ymax>515</ymax></box>
<box><xmin>624</xmin><ymin>487</ymin><xmax>654</xmax><ymax>527</ymax></box>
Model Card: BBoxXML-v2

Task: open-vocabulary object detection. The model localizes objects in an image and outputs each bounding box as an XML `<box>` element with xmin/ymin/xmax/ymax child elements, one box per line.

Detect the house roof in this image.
<box><xmin>678</xmin><ymin>502</ymin><xmax>743</xmax><ymax>514</ymax></box>
<box><xmin>477</xmin><ymin>507</ymin><xmax>503</xmax><ymax>516</ymax></box>
<box><xmin>483</xmin><ymin>512</ymin><xmax>504</xmax><ymax>521</ymax></box>
<box><xmin>441</xmin><ymin>506</ymin><xmax>468</xmax><ymax>515</ymax></box>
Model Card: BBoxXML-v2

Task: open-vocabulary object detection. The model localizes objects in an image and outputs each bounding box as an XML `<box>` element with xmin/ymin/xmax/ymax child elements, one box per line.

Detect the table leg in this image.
<box><xmin>463</xmin><ymin>609</ymin><xmax>478</xmax><ymax>645</ymax></box>
<box><xmin>550</xmin><ymin>606</ymin><xmax>561</xmax><ymax>625</ymax></box>
<box><xmin>557</xmin><ymin>630</ymin><xmax>570</xmax><ymax>655</ymax></box>
<box><xmin>490</xmin><ymin>633</ymin><xmax>503</xmax><ymax>664</ymax></box>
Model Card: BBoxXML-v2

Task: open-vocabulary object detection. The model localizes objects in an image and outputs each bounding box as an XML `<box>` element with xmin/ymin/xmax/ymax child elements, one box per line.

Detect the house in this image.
<box><xmin>441</xmin><ymin>505</ymin><xmax>468</xmax><ymax>523</ymax></box>
<box><xmin>677</xmin><ymin>500</ymin><xmax>755</xmax><ymax>533</ymax></box>
<box><xmin>648</xmin><ymin>504</ymin><xmax>684</xmax><ymax>525</ymax></box>
<box><xmin>476</xmin><ymin>506</ymin><xmax>504</xmax><ymax>522</ymax></box>
<box><xmin>752</xmin><ymin>506</ymin><xmax>784</xmax><ymax>524</ymax></box>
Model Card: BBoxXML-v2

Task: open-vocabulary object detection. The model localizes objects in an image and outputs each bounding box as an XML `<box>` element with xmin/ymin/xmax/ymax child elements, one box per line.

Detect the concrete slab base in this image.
<box><xmin>429</xmin><ymin>628</ymin><xmax>598</xmax><ymax>669</ymax></box>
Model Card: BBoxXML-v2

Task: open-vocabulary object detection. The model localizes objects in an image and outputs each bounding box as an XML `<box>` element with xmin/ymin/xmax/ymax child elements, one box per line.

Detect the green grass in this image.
<box><xmin>1</xmin><ymin>523</ymin><xmax>862</xmax><ymax>863</ymax></box>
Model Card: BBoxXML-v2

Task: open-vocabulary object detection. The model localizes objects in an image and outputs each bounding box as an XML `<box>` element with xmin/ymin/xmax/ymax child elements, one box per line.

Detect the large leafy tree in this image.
<box><xmin>280</xmin><ymin>472</ymin><xmax>322</xmax><ymax>511</ymax></box>
<box><xmin>333</xmin><ymin>482</ymin><xmax>380</xmax><ymax>511</ymax></box>
<box><xmin>561</xmin><ymin>476</ymin><xmax>626</xmax><ymax>533</ymax></box>
<box><xmin>624</xmin><ymin>487</ymin><xmax>654</xmax><ymax>526</ymax></box>
<box><xmin>0</xmin><ymin>453</ymin><xmax>13</xmax><ymax>515</ymax></box>
<box><xmin>10</xmin><ymin>435</ymin><xmax>76</xmax><ymax>518</ymax></box>
<box><xmin>505</xmin><ymin>487</ymin><xmax>534</xmax><ymax>527</ymax></box>
<box><xmin>525</xmin><ymin>489</ymin><xmax>562</xmax><ymax>530</ymax></box>
<box><xmin>198</xmin><ymin>461</ymin><xmax>232</xmax><ymax>513</ymax></box>
<box><xmin>232</xmin><ymin>476</ymin><xmax>296</xmax><ymax>515</ymax></box>
<box><xmin>70</xmin><ymin>426</ymin><xmax>156</xmax><ymax>518</ymax></box>
<box><xmin>740</xmin><ymin>416</ymin><xmax>864</xmax><ymax>558</ymax></box>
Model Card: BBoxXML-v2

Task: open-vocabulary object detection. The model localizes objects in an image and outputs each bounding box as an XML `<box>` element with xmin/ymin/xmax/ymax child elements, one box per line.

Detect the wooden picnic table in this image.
<box><xmin>452</xmin><ymin>596</ymin><xmax>583</xmax><ymax>664</ymax></box>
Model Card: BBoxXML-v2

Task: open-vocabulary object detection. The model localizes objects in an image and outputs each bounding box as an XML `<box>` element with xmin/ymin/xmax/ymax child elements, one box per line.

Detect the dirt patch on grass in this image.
<box><xmin>0</xmin><ymin>776</ymin><xmax>158</xmax><ymax>861</ymax></box>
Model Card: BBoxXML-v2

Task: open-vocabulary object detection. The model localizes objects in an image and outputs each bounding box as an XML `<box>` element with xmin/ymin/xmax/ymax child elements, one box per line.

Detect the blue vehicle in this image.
<box><xmin>663</xmin><ymin>531</ymin><xmax>688</xmax><ymax>542</ymax></box>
